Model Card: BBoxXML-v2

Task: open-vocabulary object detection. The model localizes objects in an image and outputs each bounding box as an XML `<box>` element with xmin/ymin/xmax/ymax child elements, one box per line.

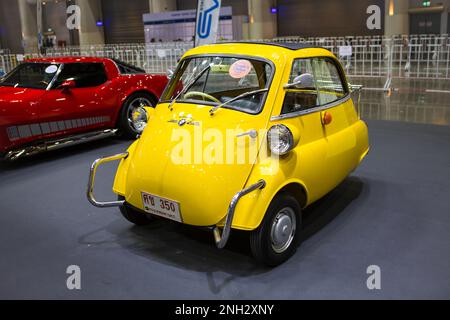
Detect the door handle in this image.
<box><xmin>236</xmin><ymin>130</ymin><xmax>258</xmax><ymax>139</ymax></box>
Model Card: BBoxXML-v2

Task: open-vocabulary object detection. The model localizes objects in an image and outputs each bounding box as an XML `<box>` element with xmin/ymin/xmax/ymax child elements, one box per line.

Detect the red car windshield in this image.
<box><xmin>0</xmin><ymin>63</ymin><xmax>60</xmax><ymax>90</ymax></box>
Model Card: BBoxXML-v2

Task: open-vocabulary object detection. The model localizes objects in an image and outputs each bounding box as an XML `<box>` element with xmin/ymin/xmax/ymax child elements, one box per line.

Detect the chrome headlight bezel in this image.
<box><xmin>267</xmin><ymin>124</ymin><xmax>295</xmax><ymax>156</ymax></box>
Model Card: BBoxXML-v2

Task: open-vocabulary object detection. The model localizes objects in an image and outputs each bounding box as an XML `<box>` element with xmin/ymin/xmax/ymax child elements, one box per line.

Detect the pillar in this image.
<box><xmin>76</xmin><ymin>0</ymin><xmax>104</xmax><ymax>46</ymax></box>
<box><xmin>18</xmin><ymin>0</ymin><xmax>38</xmax><ymax>53</ymax></box>
<box><xmin>149</xmin><ymin>0</ymin><xmax>176</xmax><ymax>13</ymax></box>
<box><xmin>384</xmin><ymin>0</ymin><xmax>409</xmax><ymax>36</ymax></box>
<box><xmin>247</xmin><ymin>0</ymin><xmax>277</xmax><ymax>39</ymax></box>
<box><xmin>440</xmin><ymin>0</ymin><xmax>450</xmax><ymax>34</ymax></box>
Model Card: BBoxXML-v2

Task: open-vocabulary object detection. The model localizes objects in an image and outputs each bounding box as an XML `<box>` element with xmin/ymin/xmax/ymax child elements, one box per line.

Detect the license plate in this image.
<box><xmin>141</xmin><ymin>192</ymin><xmax>182</xmax><ymax>223</ymax></box>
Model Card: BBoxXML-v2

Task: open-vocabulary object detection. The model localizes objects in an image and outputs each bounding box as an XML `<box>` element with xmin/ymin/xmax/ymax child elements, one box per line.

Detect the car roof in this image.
<box><xmin>223</xmin><ymin>41</ymin><xmax>320</xmax><ymax>51</ymax></box>
<box><xmin>25</xmin><ymin>56</ymin><xmax>111</xmax><ymax>64</ymax></box>
<box><xmin>183</xmin><ymin>42</ymin><xmax>333</xmax><ymax>64</ymax></box>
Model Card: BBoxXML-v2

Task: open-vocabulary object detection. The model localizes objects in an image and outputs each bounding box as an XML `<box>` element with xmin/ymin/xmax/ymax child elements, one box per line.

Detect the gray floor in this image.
<box><xmin>0</xmin><ymin>85</ymin><xmax>449</xmax><ymax>299</ymax></box>
<box><xmin>356</xmin><ymin>78</ymin><xmax>450</xmax><ymax>126</ymax></box>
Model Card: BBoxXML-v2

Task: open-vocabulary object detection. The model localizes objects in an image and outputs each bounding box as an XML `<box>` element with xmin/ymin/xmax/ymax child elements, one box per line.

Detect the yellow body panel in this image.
<box><xmin>113</xmin><ymin>43</ymin><xmax>369</xmax><ymax>231</ymax></box>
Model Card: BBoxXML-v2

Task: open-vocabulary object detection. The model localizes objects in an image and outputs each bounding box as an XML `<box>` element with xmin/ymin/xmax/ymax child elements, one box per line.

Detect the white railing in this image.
<box><xmin>43</xmin><ymin>42</ymin><xmax>193</xmax><ymax>74</ymax></box>
<box><xmin>1</xmin><ymin>35</ymin><xmax>450</xmax><ymax>86</ymax></box>
<box><xmin>0</xmin><ymin>42</ymin><xmax>193</xmax><ymax>75</ymax></box>
<box><xmin>271</xmin><ymin>34</ymin><xmax>450</xmax><ymax>80</ymax></box>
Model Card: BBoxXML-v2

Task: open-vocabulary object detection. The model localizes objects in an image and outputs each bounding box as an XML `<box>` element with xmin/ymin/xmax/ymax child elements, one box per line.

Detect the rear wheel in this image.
<box><xmin>250</xmin><ymin>193</ymin><xmax>302</xmax><ymax>267</ymax></box>
<box><xmin>118</xmin><ymin>92</ymin><xmax>157</xmax><ymax>139</ymax></box>
<box><xmin>118</xmin><ymin>196</ymin><xmax>154</xmax><ymax>226</ymax></box>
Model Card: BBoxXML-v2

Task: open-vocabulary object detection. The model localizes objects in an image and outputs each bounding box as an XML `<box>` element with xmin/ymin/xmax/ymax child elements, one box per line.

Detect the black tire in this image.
<box><xmin>250</xmin><ymin>192</ymin><xmax>302</xmax><ymax>267</ymax></box>
<box><xmin>118</xmin><ymin>196</ymin><xmax>154</xmax><ymax>226</ymax></box>
<box><xmin>118</xmin><ymin>92</ymin><xmax>157</xmax><ymax>139</ymax></box>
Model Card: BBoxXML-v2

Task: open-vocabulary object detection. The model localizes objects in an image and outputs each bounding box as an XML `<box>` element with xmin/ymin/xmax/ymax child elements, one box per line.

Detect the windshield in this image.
<box><xmin>0</xmin><ymin>63</ymin><xmax>60</xmax><ymax>89</ymax></box>
<box><xmin>162</xmin><ymin>56</ymin><xmax>273</xmax><ymax>114</ymax></box>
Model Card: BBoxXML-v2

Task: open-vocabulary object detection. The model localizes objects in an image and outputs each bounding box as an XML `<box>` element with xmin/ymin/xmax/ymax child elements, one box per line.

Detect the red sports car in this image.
<box><xmin>0</xmin><ymin>57</ymin><xmax>168</xmax><ymax>160</ymax></box>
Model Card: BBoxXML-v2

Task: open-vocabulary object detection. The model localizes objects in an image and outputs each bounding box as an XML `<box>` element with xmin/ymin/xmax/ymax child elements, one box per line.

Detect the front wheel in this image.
<box><xmin>250</xmin><ymin>193</ymin><xmax>302</xmax><ymax>267</ymax></box>
<box><xmin>118</xmin><ymin>92</ymin><xmax>157</xmax><ymax>139</ymax></box>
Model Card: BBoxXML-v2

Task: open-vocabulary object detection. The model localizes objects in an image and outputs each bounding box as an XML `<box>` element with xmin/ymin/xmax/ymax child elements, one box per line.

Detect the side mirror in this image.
<box><xmin>60</xmin><ymin>79</ymin><xmax>76</xmax><ymax>91</ymax></box>
<box><xmin>283</xmin><ymin>73</ymin><xmax>315</xmax><ymax>90</ymax></box>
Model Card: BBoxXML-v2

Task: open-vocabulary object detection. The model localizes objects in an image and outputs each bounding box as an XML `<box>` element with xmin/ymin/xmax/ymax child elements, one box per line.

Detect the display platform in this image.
<box><xmin>0</xmin><ymin>120</ymin><xmax>449</xmax><ymax>299</ymax></box>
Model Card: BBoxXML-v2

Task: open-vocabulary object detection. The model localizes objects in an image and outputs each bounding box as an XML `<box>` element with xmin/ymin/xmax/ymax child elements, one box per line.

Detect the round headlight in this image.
<box><xmin>267</xmin><ymin>124</ymin><xmax>294</xmax><ymax>155</ymax></box>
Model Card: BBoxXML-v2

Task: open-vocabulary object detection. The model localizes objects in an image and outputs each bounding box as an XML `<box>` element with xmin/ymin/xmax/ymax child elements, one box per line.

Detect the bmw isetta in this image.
<box><xmin>87</xmin><ymin>42</ymin><xmax>369</xmax><ymax>266</ymax></box>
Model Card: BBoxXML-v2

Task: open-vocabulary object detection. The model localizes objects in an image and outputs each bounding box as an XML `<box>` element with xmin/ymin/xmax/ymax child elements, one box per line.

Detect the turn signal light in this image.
<box><xmin>322</xmin><ymin>111</ymin><xmax>333</xmax><ymax>125</ymax></box>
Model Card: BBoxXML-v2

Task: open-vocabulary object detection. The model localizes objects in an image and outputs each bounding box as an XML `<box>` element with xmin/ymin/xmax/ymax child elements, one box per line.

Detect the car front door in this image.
<box><xmin>271</xmin><ymin>56</ymin><xmax>359</xmax><ymax>203</ymax></box>
<box><xmin>38</xmin><ymin>62</ymin><xmax>115</xmax><ymax>139</ymax></box>
<box><xmin>311</xmin><ymin>57</ymin><xmax>360</xmax><ymax>186</ymax></box>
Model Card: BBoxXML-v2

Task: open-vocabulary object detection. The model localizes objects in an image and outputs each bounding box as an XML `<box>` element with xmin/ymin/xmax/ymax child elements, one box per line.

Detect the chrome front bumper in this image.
<box><xmin>87</xmin><ymin>152</ymin><xmax>128</xmax><ymax>208</ymax></box>
<box><xmin>87</xmin><ymin>152</ymin><xmax>266</xmax><ymax>249</ymax></box>
<box><xmin>213</xmin><ymin>179</ymin><xmax>266</xmax><ymax>249</ymax></box>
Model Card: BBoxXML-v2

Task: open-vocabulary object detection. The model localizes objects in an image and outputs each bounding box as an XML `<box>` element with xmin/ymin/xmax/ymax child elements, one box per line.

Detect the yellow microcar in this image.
<box><xmin>87</xmin><ymin>42</ymin><xmax>369</xmax><ymax>266</ymax></box>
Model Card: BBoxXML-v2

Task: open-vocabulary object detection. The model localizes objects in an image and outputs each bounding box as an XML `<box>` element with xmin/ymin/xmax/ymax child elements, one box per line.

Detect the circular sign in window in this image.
<box><xmin>229</xmin><ymin>60</ymin><xmax>252</xmax><ymax>79</ymax></box>
<box><xmin>45</xmin><ymin>65</ymin><xmax>58</xmax><ymax>74</ymax></box>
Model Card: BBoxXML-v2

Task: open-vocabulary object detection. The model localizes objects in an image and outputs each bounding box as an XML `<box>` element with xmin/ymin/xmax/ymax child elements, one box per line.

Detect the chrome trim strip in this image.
<box><xmin>3</xmin><ymin>129</ymin><xmax>118</xmax><ymax>161</ymax></box>
<box><xmin>87</xmin><ymin>152</ymin><xmax>129</xmax><ymax>208</ymax></box>
<box><xmin>213</xmin><ymin>179</ymin><xmax>266</xmax><ymax>249</ymax></box>
<box><xmin>270</xmin><ymin>94</ymin><xmax>351</xmax><ymax>121</ymax></box>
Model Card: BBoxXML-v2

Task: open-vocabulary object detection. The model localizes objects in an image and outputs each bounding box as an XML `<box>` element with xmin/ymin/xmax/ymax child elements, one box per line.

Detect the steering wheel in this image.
<box><xmin>184</xmin><ymin>91</ymin><xmax>221</xmax><ymax>103</ymax></box>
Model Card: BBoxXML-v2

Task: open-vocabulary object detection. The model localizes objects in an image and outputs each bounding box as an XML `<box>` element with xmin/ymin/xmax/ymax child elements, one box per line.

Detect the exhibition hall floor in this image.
<box><xmin>1</xmin><ymin>89</ymin><xmax>449</xmax><ymax>299</ymax></box>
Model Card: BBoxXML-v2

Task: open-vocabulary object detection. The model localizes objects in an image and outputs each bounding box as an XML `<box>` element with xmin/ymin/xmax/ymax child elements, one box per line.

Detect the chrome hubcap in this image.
<box><xmin>128</xmin><ymin>98</ymin><xmax>152</xmax><ymax>133</ymax></box>
<box><xmin>270</xmin><ymin>207</ymin><xmax>296</xmax><ymax>253</ymax></box>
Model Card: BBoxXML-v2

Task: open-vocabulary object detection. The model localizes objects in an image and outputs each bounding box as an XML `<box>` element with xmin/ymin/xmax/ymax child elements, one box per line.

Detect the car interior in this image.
<box><xmin>168</xmin><ymin>57</ymin><xmax>272</xmax><ymax>114</ymax></box>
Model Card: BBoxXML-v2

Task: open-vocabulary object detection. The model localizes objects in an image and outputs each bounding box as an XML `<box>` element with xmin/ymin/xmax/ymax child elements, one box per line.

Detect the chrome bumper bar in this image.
<box><xmin>213</xmin><ymin>179</ymin><xmax>266</xmax><ymax>249</ymax></box>
<box><xmin>87</xmin><ymin>152</ymin><xmax>129</xmax><ymax>208</ymax></box>
<box><xmin>349</xmin><ymin>84</ymin><xmax>364</xmax><ymax>118</ymax></box>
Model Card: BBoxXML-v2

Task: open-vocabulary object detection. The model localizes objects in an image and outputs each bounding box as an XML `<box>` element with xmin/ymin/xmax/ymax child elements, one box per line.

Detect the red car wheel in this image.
<box><xmin>119</xmin><ymin>92</ymin><xmax>157</xmax><ymax>138</ymax></box>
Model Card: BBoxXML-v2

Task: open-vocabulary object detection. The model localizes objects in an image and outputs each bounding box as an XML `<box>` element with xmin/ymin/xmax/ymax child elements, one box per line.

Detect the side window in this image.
<box><xmin>313</xmin><ymin>58</ymin><xmax>347</xmax><ymax>105</ymax></box>
<box><xmin>53</xmin><ymin>63</ymin><xmax>107</xmax><ymax>89</ymax></box>
<box><xmin>281</xmin><ymin>58</ymin><xmax>348</xmax><ymax>115</ymax></box>
<box><xmin>281</xmin><ymin>58</ymin><xmax>318</xmax><ymax>114</ymax></box>
<box><xmin>114</xmin><ymin>60</ymin><xmax>145</xmax><ymax>74</ymax></box>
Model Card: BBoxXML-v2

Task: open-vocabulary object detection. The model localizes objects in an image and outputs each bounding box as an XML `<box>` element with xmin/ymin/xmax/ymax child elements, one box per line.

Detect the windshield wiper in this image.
<box><xmin>168</xmin><ymin>65</ymin><xmax>211</xmax><ymax>111</ymax></box>
<box><xmin>209</xmin><ymin>88</ymin><xmax>269</xmax><ymax>115</ymax></box>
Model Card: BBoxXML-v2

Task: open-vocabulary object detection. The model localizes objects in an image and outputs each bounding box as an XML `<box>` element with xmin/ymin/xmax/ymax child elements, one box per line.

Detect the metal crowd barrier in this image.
<box><xmin>1</xmin><ymin>35</ymin><xmax>450</xmax><ymax>87</ymax></box>
<box><xmin>272</xmin><ymin>34</ymin><xmax>450</xmax><ymax>82</ymax></box>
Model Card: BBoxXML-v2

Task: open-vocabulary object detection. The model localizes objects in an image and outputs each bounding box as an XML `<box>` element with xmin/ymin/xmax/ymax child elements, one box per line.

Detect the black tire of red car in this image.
<box><xmin>118</xmin><ymin>196</ymin><xmax>154</xmax><ymax>226</ymax></box>
<box><xmin>118</xmin><ymin>92</ymin><xmax>157</xmax><ymax>139</ymax></box>
<box><xmin>250</xmin><ymin>192</ymin><xmax>302</xmax><ymax>267</ymax></box>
